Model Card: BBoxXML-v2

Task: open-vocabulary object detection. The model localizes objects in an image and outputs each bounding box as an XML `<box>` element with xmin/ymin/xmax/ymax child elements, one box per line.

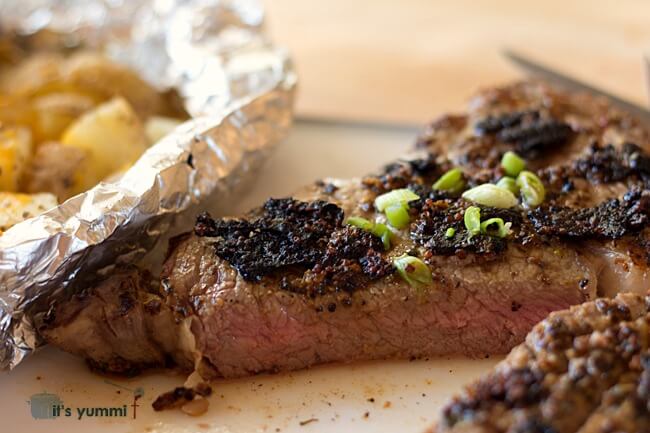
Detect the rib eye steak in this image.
<box><xmin>433</xmin><ymin>293</ymin><xmax>650</xmax><ymax>433</ymax></box>
<box><xmin>40</xmin><ymin>81</ymin><xmax>650</xmax><ymax>378</ymax></box>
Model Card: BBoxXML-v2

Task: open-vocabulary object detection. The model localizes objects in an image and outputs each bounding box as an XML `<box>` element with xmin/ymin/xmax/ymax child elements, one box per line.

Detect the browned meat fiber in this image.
<box><xmin>432</xmin><ymin>293</ymin><xmax>650</xmax><ymax>433</ymax></box>
<box><xmin>40</xmin><ymin>81</ymin><xmax>650</xmax><ymax>378</ymax></box>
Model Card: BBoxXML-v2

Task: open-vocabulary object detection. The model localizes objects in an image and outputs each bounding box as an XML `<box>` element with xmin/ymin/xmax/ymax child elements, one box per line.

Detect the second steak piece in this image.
<box><xmin>433</xmin><ymin>293</ymin><xmax>650</xmax><ymax>433</ymax></box>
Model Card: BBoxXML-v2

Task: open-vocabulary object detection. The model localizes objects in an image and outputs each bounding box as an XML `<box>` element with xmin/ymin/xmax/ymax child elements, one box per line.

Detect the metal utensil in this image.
<box><xmin>503</xmin><ymin>49</ymin><xmax>650</xmax><ymax>127</ymax></box>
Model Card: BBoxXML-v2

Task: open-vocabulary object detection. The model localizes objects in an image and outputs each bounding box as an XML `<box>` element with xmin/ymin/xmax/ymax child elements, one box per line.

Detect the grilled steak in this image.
<box><xmin>40</xmin><ymin>81</ymin><xmax>650</xmax><ymax>378</ymax></box>
<box><xmin>433</xmin><ymin>293</ymin><xmax>650</xmax><ymax>433</ymax></box>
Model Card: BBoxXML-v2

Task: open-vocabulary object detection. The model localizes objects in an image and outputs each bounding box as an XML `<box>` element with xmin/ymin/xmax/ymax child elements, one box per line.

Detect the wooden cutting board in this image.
<box><xmin>263</xmin><ymin>0</ymin><xmax>650</xmax><ymax>125</ymax></box>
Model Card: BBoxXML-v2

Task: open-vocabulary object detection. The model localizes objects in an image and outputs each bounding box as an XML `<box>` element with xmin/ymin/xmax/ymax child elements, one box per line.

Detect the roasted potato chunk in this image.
<box><xmin>62</xmin><ymin>52</ymin><xmax>169</xmax><ymax>120</ymax></box>
<box><xmin>145</xmin><ymin>116</ymin><xmax>183</xmax><ymax>144</ymax></box>
<box><xmin>24</xmin><ymin>141</ymin><xmax>86</xmax><ymax>201</ymax></box>
<box><xmin>61</xmin><ymin>97</ymin><xmax>148</xmax><ymax>195</ymax></box>
<box><xmin>32</xmin><ymin>92</ymin><xmax>96</xmax><ymax>142</ymax></box>
<box><xmin>0</xmin><ymin>127</ymin><xmax>32</xmax><ymax>191</ymax></box>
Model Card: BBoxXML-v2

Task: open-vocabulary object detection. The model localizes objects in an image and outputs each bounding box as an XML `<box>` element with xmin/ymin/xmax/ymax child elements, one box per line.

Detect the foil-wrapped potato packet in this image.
<box><xmin>0</xmin><ymin>0</ymin><xmax>297</xmax><ymax>369</ymax></box>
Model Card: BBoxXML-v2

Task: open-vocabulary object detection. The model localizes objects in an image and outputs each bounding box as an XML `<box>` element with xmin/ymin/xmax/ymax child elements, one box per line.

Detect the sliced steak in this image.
<box><xmin>433</xmin><ymin>293</ymin><xmax>650</xmax><ymax>433</ymax></box>
<box><xmin>38</xmin><ymin>268</ymin><xmax>196</xmax><ymax>376</ymax></box>
<box><xmin>40</xmin><ymin>81</ymin><xmax>650</xmax><ymax>379</ymax></box>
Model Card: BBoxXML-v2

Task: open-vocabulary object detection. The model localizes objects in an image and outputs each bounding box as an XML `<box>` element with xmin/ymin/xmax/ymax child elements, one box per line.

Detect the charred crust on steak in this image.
<box><xmin>280</xmin><ymin>226</ymin><xmax>393</xmax><ymax>297</ymax></box>
<box><xmin>194</xmin><ymin>199</ymin><xmax>344</xmax><ymax>281</ymax></box>
<box><xmin>362</xmin><ymin>154</ymin><xmax>443</xmax><ymax>193</ymax></box>
<box><xmin>474</xmin><ymin>110</ymin><xmax>538</xmax><ymax>135</ymax></box>
<box><xmin>474</xmin><ymin>110</ymin><xmax>573</xmax><ymax>158</ymax></box>
<box><xmin>542</xmin><ymin>142</ymin><xmax>650</xmax><ymax>187</ymax></box>
<box><xmin>528</xmin><ymin>188</ymin><xmax>650</xmax><ymax>239</ymax></box>
<box><xmin>411</xmin><ymin>198</ymin><xmax>529</xmax><ymax>256</ymax></box>
<box><xmin>194</xmin><ymin>198</ymin><xmax>392</xmax><ymax>293</ymax></box>
<box><xmin>442</xmin><ymin>366</ymin><xmax>547</xmax><ymax>425</ymax></box>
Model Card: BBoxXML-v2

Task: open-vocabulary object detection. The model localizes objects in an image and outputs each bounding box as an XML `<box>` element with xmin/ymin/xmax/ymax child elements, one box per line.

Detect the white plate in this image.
<box><xmin>1</xmin><ymin>121</ymin><xmax>500</xmax><ymax>433</ymax></box>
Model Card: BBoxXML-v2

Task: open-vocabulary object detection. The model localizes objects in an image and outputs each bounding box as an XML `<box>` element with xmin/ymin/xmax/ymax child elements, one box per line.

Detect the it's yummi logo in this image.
<box><xmin>28</xmin><ymin>380</ymin><xmax>144</xmax><ymax>420</ymax></box>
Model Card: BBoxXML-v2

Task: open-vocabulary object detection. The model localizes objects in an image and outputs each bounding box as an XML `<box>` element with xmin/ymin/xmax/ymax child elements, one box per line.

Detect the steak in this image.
<box><xmin>40</xmin><ymin>81</ymin><xmax>650</xmax><ymax>378</ymax></box>
<box><xmin>433</xmin><ymin>293</ymin><xmax>650</xmax><ymax>433</ymax></box>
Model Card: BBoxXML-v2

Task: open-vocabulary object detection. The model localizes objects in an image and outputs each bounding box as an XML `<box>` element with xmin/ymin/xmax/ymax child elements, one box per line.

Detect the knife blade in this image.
<box><xmin>503</xmin><ymin>50</ymin><xmax>650</xmax><ymax>127</ymax></box>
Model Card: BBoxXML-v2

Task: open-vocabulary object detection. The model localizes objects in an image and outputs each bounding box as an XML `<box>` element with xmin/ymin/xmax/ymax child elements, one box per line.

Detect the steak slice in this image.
<box><xmin>433</xmin><ymin>293</ymin><xmax>650</xmax><ymax>433</ymax></box>
<box><xmin>164</xmin><ymin>223</ymin><xmax>592</xmax><ymax>378</ymax></box>
<box><xmin>39</xmin><ymin>268</ymin><xmax>196</xmax><ymax>376</ymax></box>
<box><xmin>40</xmin><ymin>81</ymin><xmax>650</xmax><ymax>379</ymax></box>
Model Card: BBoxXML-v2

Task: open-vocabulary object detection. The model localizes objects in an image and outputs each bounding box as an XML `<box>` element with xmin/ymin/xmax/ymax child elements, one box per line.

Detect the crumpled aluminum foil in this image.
<box><xmin>0</xmin><ymin>0</ymin><xmax>297</xmax><ymax>370</ymax></box>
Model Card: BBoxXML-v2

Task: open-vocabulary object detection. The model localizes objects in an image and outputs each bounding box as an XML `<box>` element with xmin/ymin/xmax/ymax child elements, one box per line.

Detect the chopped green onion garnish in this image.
<box><xmin>445</xmin><ymin>227</ymin><xmax>456</xmax><ymax>238</ymax></box>
<box><xmin>374</xmin><ymin>188</ymin><xmax>420</xmax><ymax>212</ymax></box>
<box><xmin>480</xmin><ymin>217</ymin><xmax>512</xmax><ymax>238</ymax></box>
<box><xmin>462</xmin><ymin>184</ymin><xmax>518</xmax><ymax>209</ymax></box>
<box><xmin>496</xmin><ymin>177</ymin><xmax>519</xmax><ymax>195</ymax></box>
<box><xmin>385</xmin><ymin>203</ymin><xmax>410</xmax><ymax>229</ymax></box>
<box><xmin>346</xmin><ymin>216</ymin><xmax>373</xmax><ymax>231</ymax></box>
<box><xmin>381</xmin><ymin>232</ymin><xmax>391</xmax><ymax>250</ymax></box>
<box><xmin>393</xmin><ymin>254</ymin><xmax>433</xmax><ymax>288</ymax></box>
<box><xmin>516</xmin><ymin>170</ymin><xmax>546</xmax><ymax>207</ymax></box>
<box><xmin>463</xmin><ymin>206</ymin><xmax>481</xmax><ymax>237</ymax></box>
<box><xmin>371</xmin><ymin>223</ymin><xmax>392</xmax><ymax>250</ymax></box>
<box><xmin>501</xmin><ymin>151</ymin><xmax>526</xmax><ymax>177</ymax></box>
<box><xmin>433</xmin><ymin>168</ymin><xmax>465</xmax><ymax>193</ymax></box>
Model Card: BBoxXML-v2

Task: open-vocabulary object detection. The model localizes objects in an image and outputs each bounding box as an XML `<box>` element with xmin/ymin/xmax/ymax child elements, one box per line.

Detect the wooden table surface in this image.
<box><xmin>264</xmin><ymin>0</ymin><xmax>650</xmax><ymax>125</ymax></box>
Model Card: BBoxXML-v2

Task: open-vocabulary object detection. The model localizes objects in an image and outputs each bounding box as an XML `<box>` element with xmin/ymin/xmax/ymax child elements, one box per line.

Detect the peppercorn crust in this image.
<box><xmin>434</xmin><ymin>293</ymin><xmax>650</xmax><ymax>433</ymax></box>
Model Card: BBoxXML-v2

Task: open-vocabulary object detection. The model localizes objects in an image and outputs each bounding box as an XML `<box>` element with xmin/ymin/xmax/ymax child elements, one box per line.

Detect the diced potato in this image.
<box><xmin>61</xmin><ymin>97</ymin><xmax>148</xmax><ymax>195</ymax></box>
<box><xmin>145</xmin><ymin>116</ymin><xmax>183</xmax><ymax>144</ymax></box>
<box><xmin>62</xmin><ymin>53</ymin><xmax>167</xmax><ymax>120</ymax></box>
<box><xmin>0</xmin><ymin>95</ymin><xmax>37</xmax><ymax>131</ymax></box>
<box><xmin>0</xmin><ymin>52</ymin><xmax>63</xmax><ymax>97</ymax></box>
<box><xmin>0</xmin><ymin>127</ymin><xmax>32</xmax><ymax>191</ymax></box>
<box><xmin>32</xmin><ymin>92</ymin><xmax>96</xmax><ymax>142</ymax></box>
<box><xmin>24</xmin><ymin>141</ymin><xmax>87</xmax><ymax>202</ymax></box>
<box><xmin>0</xmin><ymin>192</ymin><xmax>58</xmax><ymax>233</ymax></box>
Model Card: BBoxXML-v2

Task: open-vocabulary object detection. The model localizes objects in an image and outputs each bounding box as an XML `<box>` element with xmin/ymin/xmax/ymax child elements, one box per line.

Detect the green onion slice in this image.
<box><xmin>374</xmin><ymin>188</ymin><xmax>420</xmax><ymax>212</ymax></box>
<box><xmin>496</xmin><ymin>177</ymin><xmax>519</xmax><ymax>195</ymax></box>
<box><xmin>480</xmin><ymin>217</ymin><xmax>512</xmax><ymax>238</ymax></box>
<box><xmin>371</xmin><ymin>223</ymin><xmax>392</xmax><ymax>250</ymax></box>
<box><xmin>462</xmin><ymin>184</ymin><xmax>518</xmax><ymax>209</ymax></box>
<box><xmin>385</xmin><ymin>203</ymin><xmax>410</xmax><ymax>229</ymax></box>
<box><xmin>501</xmin><ymin>151</ymin><xmax>526</xmax><ymax>177</ymax></box>
<box><xmin>516</xmin><ymin>170</ymin><xmax>546</xmax><ymax>207</ymax></box>
<box><xmin>393</xmin><ymin>254</ymin><xmax>433</xmax><ymax>288</ymax></box>
<box><xmin>346</xmin><ymin>216</ymin><xmax>373</xmax><ymax>231</ymax></box>
<box><xmin>445</xmin><ymin>227</ymin><xmax>456</xmax><ymax>238</ymax></box>
<box><xmin>433</xmin><ymin>168</ymin><xmax>464</xmax><ymax>192</ymax></box>
<box><xmin>463</xmin><ymin>206</ymin><xmax>481</xmax><ymax>237</ymax></box>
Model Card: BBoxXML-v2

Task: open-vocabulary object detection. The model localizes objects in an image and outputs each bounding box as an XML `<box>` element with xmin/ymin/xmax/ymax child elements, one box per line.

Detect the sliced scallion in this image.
<box><xmin>433</xmin><ymin>168</ymin><xmax>464</xmax><ymax>193</ymax></box>
<box><xmin>371</xmin><ymin>223</ymin><xmax>392</xmax><ymax>251</ymax></box>
<box><xmin>374</xmin><ymin>188</ymin><xmax>420</xmax><ymax>212</ymax></box>
<box><xmin>346</xmin><ymin>216</ymin><xmax>373</xmax><ymax>231</ymax></box>
<box><xmin>516</xmin><ymin>170</ymin><xmax>545</xmax><ymax>207</ymax></box>
<box><xmin>385</xmin><ymin>203</ymin><xmax>410</xmax><ymax>229</ymax></box>
<box><xmin>480</xmin><ymin>217</ymin><xmax>512</xmax><ymax>238</ymax></box>
<box><xmin>463</xmin><ymin>206</ymin><xmax>481</xmax><ymax>237</ymax></box>
<box><xmin>462</xmin><ymin>184</ymin><xmax>518</xmax><ymax>209</ymax></box>
<box><xmin>445</xmin><ymin>227</ymin><xmax>456</xmax><ymax>238</ymax></box>
<box><xmin>393</xmin><ymin>254</ymin><xmax>433</xmax><ymax>288</ymax></box>
<box><xmin>501</xmin><ymin>151</ymin><xmax>526</xmax><ymax>177</ymax></box>
<box><xmin>496</xmin><ymin>177</ymin><xmax>519</xmax><ymax>195</ymax></box>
